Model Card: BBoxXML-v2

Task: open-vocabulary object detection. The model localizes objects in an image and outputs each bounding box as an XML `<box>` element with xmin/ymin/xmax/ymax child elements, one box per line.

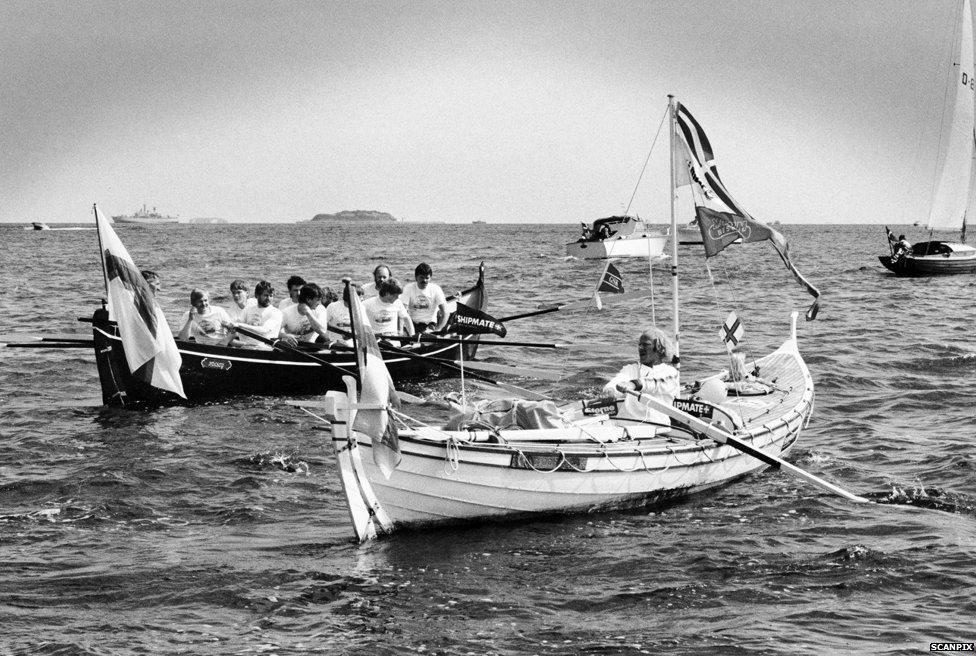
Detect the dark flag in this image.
<box><xmin>449</xmin><ymin>302</ymin><xmax>507</xmax><ymax>337</ymax></box>
<box><xmin>596</xmin><ymin>262</ymin><xmax>624</xmax><ymax>294</ymax></box>
<box><xmin>674</xmin><ymin>102</ymin><xmax>821</xmax><ymax>321</ymax></box>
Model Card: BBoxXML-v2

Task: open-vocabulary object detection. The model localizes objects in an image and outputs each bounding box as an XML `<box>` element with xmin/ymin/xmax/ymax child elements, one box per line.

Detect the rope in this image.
<box><xmin>624</xmin><ymin>104</ymin><xmax>670</xmax><ymax>215</ymax></box>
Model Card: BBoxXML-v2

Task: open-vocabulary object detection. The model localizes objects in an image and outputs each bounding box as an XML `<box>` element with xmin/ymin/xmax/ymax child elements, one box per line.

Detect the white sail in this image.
<box><xmin>929</xmin><ymin>0</ymin><xmax>976</xmax><ymax>232</ymax></box>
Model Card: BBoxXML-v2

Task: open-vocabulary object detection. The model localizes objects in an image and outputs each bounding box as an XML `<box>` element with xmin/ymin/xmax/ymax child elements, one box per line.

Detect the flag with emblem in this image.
<box><xmin>346</xmin><ymin>280</ymin><xmax>401</xmax><ymax>478</ymax></box>
<box><xmin>720</xmin><ymin>311</ymin><xmax>744</xmax><ymax>349</ymax></box>
<box><xmin>594</xmin><ymin>261</ymin><xmax>624</xmax><ymax>309</ymax></box>
<box><xmin>94</xmin><ymin>204</ymin><xmax>185</xmax><ymax>398</ymax></box>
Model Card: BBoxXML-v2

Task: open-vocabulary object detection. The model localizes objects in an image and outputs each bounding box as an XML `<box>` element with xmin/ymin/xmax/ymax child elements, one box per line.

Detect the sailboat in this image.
<box><xmin>880</xmin><ymin>0</ymin><xmax>976</xmax><ymax>276</ymax></box>
<box><xmin>312</xmin><ymin>97</ymin><xmax>846</xmax><ymax>542</ymax></box>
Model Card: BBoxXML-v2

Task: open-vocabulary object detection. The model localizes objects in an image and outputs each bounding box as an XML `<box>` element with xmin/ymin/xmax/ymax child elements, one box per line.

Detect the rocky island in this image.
<box><xmin>309</xmin><ymin>210</ymin><xmax>397</xmax><ymax>223</ymax></box>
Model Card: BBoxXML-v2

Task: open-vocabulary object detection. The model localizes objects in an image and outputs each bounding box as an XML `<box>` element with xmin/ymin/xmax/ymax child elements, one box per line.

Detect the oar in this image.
<box><xmin>499</xmin><ymin>291</ymin><xmax>654</xmax><ymax>322</ymax></box>
<box><xmin>0</xmin><ymin>333</ymin><xmax>91</xmax><ymax>343</ymax></box>
<box><xmin>234</xmin><ymin>325</ymin><xmax>357</xmax><ymax>379</ymax></box>
<box><xmin>1</xmin><ymin>341</ymin><xmax>93</xmax><ymax>349</ymax></box>
<box><xmin>423</xmin><ymin>358</ymin><xmax>561</xmax><ymax>381</ymax></box>
<box><xmin>328</xmin><ymin>326</ymin><xmax>563</xmax><ymax>349</ymax></box>
<box><xmin>616</xmin><ymin>385</ymin><xmax>870</xmax><ymax>504</ymax></box>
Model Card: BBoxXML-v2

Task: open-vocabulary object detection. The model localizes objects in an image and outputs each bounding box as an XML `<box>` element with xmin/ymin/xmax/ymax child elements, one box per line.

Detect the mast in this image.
<box><xmin>667</xmin><ymin>95</ymin><xmax>680</xmax><ymax>360</ymax></box>
<box><xmin>93</xmin><ymin>204</ymin><xmax>110</xmax><ymax>298</ymax></box>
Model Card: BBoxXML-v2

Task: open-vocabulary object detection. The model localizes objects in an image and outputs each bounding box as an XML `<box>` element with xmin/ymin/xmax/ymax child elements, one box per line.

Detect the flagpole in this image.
<box><xmin>93</xmin><ymin>204</ymin><xmax>110</xmax><ymax>299</ymax></box>
<box><xmin>668</xmin><ymin>95</ymin><xmax>680</xmax><ymax>360</ymax></box>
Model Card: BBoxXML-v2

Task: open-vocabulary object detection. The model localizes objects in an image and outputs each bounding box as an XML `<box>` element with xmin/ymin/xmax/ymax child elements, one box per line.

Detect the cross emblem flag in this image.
<box><xmin>721</xmin><ymin>311</ymin><xmax>743</xmax><ymax>348</ymax></box>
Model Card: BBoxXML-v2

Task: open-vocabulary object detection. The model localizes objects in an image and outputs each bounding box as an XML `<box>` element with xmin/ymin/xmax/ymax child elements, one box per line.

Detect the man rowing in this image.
<box><xmin>602</xmin><ymin>326</ymin><xmax>680</xmax><ymax>425</ymax></box>
<box><xmin>401</xmin><ymin>262</ymin><xmax>449</xmax><ymax>334</ymax></box>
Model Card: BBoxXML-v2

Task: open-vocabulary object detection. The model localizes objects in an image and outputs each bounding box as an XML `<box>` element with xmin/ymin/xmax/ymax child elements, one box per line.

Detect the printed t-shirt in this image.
<box><xmin>363</xmin><ymin>296</ymin><xmax>411</xmax><ymax>335</ymax></box>
<box><xmin>239</xmin><ymin>304</ymin><xmax>283</xmax><ymax>349</ymax></box>
<box><xmin>400</xmin><ymin>281</ymin><xmax>447</xmax><ymax>324</ymax></box>
<box><xmin>281</xmin><ymin>303</ymin><xmax>328</xmax><ymax>343</ymax></box>
<box><xmin>187</xmin><ymin>306</ymin><xmax>232</xmax><ymax>345</ymax></box>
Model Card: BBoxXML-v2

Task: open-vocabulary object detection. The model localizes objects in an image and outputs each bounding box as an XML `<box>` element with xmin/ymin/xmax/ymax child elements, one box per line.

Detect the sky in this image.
<box><xmin>0</xmin><ymin>0</ymin><xmax>962</xmax><ymax>224</ymax></box>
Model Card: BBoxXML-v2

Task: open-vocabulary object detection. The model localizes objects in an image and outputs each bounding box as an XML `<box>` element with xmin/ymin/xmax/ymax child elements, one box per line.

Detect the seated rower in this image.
<box><xmin>279</xmin><ymin>283</ymin><xmax>329</xmax><ymax>346</ymax></box>
<box><xmin>361</xmin><ymin>264</ymin><xmax>392</xmax><ymax>299</ymax></box>
<box><xmin>602</xmin><ymin>326</ymin><xmax>680</xmax><ymax>425</ymax></box>
<box><xmin>325</xmin><ymin>283</ymin><xmax>362</xmax><ymax>346</ymax></box>
<box><xmin>226</xmin><ymin>278</ymin><xmax>257</xmax><ymax>324</ymax></box>
<box><xmin>401</xmin><ymin>262</ymin><xmax>449</xmax><ymax>334</ymax></box>
<box><xmin>178</xmin><ymin>289</ymin><xmax>234</xmax><ymax>345</ymax></box>
<box><xmin>233</xmin><ymin>280</ymin><xmax>283</xmax><ymax>349</ymax></box>
<box><xmin>278</xmin><ymin>275</ymin><xmax>306</xmax><ymax>311</ymax></box>
<box><xmin>363</xmin><ymin>278</ymin><xmax>415</xmax><ymax>339</ymax></box>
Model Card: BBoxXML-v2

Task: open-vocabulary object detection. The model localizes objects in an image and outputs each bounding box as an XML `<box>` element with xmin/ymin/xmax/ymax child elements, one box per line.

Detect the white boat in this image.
<box><xmin>879</xmin><ymin>0</ymin><xmax>976</xmax><ymax>276</ymax></box>
<box><xmin>112</xmin><ymin>204</ymin><xmax>180</xmax><ymax>225</ymax></box>
<box><xmin>31</xmin><ymin>222</ymin><xmax>51</xmax><ymax>231</ymax></box>
<box><xmin>565</xmin><ymin>215</ymin><xmax>668</xmax><ymax>259</ymax></box>
<box><xmin>677</xmin><ymin>220</ymin><xmax>702</xmax><ymax>245</ymax></box>
<box><xmin>315</xmin><ymin>97</ymin><xmax>843</xmax><ymax>541</ymax></box>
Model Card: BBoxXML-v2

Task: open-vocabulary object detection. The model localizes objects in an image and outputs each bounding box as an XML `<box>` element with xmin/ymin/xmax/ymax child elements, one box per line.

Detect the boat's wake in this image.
<box><xmin>866</xmin><ymin>485</ymin><xmax>973</xmax><ymax>514</ymax></box>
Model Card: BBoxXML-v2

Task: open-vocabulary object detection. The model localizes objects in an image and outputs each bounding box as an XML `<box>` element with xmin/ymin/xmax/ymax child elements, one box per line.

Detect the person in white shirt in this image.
<box><xmin>363</xmin><ymin>279</ymin><xmax>415</xmax><ymax>338</ymax></box>
<box><xmin>277</xmin><ymin>275</ymin><xmax>306</xmax><ymax>311</ymax></box>
<box><xmin>361</xmin><ymin>264</ymin><xmax>392</xmax><ymax>299</ymax></box>
<box><xmin>279</xmin><ymin>283</ymin><xmax>330</xmax><ymax>346</ymax></box>
<box><xmin>325</xmin><ymin>283</ymin><xmax>362</xmax><ymax>346</ymax></box>
<box><xmin>177</xmin><ymin>289</ymin><xmax>233</xmax><ymax>345</ymax></box>
<box><xmin>226</xmin><ymin>278</ymin><xmax>257</xmax><ymax>324</ymax></box>
<box><xmin>400</xmin><ymin>262</ymin><xmax>449</xmax><ymax>334</ymax></box>
<box><xmin>602</xmin><ymin>326</ymin><xmax>680</xmax><ymax>426</ymax></box>
<box><xmin>234</xmin><ymin>280</ymin><xmax>283</xmax><ymax>349</ymax></box>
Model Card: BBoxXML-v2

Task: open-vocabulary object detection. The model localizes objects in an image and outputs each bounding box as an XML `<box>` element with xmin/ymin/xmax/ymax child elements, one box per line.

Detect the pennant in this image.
<box><xmin>674</xmin><ymin>102</ymin><xmax>821</xmax><ymax>321</ymax></box>
<box><xmin>720</xmin><ymin>311</ymin><xmax>744</xmax><ymax>348</ymax></box>
<box><xmin>347</xmin><ymin>281</ymin><xmax>401</xmax><ymax>478</ymax></box>
<box><xmin>597</xmin><ymin>262</ymin><xmax>624</xmax><ymax>294</ymax></box>
<box><xmin>94</xmin><ymin>204</ymin><xmax>185</xmax><ymax>398</ymax></box>
<box><xmin>444</xmin><ymin>262</ymin><xmax>487</xmax><ymax>359</ymax></box>
<box><xmin>449</xmin><ymin>302</ymin><xmax>507</xmax><ymax>337</ymax></box>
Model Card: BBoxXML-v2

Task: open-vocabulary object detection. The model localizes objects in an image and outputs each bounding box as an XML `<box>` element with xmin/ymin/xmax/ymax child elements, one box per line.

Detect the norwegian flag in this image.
<box><xmin>720</xmin><ymin>312</ymin><xmax>744</xmax><ymax>349</ymax></box>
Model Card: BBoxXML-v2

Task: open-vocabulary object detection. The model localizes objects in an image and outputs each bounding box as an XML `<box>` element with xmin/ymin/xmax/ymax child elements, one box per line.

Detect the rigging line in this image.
<box><xmin>624</xmin><ymin>104</ymin><xmax>670</xmax><ymax>215</ymax></box>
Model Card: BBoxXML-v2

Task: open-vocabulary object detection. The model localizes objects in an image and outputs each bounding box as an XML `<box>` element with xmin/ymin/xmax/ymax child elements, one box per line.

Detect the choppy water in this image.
<box><xmin>1</xmin><ymin>222</ymin><xmax>974</xmax><ymax>655</ymax></box>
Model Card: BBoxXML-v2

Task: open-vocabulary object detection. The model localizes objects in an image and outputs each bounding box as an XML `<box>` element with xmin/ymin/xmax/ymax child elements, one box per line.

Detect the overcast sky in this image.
<box><xmin>0</xmin><ymin>0</ymin><xmax>961</xmax><ymax>223</ymax></box>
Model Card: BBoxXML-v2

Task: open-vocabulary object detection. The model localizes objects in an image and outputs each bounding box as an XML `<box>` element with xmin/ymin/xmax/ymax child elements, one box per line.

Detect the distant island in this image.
<box><xmin>187</xmin><ymin>217</ymin><xmax>229</xmax><ymax>224</ymax></box>
<box><xmin>310</xmin><ymin>210</ymin><xmax>397</xmax><ymax>223</ymax></box>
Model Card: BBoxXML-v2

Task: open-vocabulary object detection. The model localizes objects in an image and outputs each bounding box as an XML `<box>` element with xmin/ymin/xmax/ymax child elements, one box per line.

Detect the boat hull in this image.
<box><xmin>328</xmin><ymin>330</ymin><xmax>814</xmax><ymax>531</ymax></box>
<box><xmin>565</xmin><ymin>234</ymin><xmax>668</xmax><ymax>259</ymax></box>
<box><xmin>878</xmin><ymin>251</ymin><xmax>976</xmax><ymax>276</ymax></box>
<box><xmin>91</xmin><ymin>312</ymin><xmax>474</xmax><ymax>405</ymax></box>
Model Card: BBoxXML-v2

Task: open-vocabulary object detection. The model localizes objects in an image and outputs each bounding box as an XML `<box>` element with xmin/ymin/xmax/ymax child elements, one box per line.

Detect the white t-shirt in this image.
<box><xmin>278</xmin><ymin>298</ymin><xmax>297</xmax><ymax>311</ymax></box>
<box><xmin>281</xmin><ymin>303</ymin><xmax>329</xmax><ymax>343</ymax></box>
<box><xmin>238</xmin><ymin>304</ymin><xmax>283</xmax><ymax>348</ymax></box>
<box><xmin>186</xmin><ymin>306</ymin><xmax>232</xmax><ymax>345</ymax></box>
<box><xmin>603</xmin><ymin>362</ymin><xmax>680</xmax><ymax>425</ymax></box>
<box><xmin>363</xmin><ymin>296</ymin><xmax>411</xmax><ymax>336</ymax></box>
<box><xmin>325</xmin><ymin>301</ymin><xmax>353</xmax><ymax>344</ymax></box>
<box><xmin>400</xmin><ymin>281</ymin><xmax>447</xmax><ymax>324</ymax></box>
<box><xmin>226</xmin><ymin>297</ymin><xmax>257</xmax><ymax>324</ymax></box>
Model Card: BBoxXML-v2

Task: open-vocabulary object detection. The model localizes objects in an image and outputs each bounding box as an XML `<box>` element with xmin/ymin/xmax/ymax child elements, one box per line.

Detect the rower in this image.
<box><xmin>602</xmin><ymin>326</ymin><xmax>680</xmax><ymax>426</ymax></box>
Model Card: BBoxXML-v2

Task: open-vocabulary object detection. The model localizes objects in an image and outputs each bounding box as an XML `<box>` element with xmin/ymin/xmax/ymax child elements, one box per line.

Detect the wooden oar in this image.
<box><xmin>1</xmin><ymin>341</ymin><xmax>93</xmax><ymax>349</ymax></box>
<box><xmin>328</xmin><ymin>326</ymin><xmax>563</xmax><ymax>349</ymax></box>
<box><xmin>423</xmin><ymin>358</ymin><xmax>561</xmax><ymax>381</ymax></box>
<box><xmin>234</xmin><ymin>325</ymin><xmax>358</xmax><ymax>379</ymax></box>
<box><xmin>616</xmin><ymin>385</ymin><xmax>870</xmax><ymax>504</ymax></box>
<box><xmin>499</xmin><ymin>291</ymin><xmax>654</xmax><ymax>322</ymax></box>
<box><xmin>0</xmin><ymin>333</ymin><xmax>91</xmax><ymax>343</ymax></box>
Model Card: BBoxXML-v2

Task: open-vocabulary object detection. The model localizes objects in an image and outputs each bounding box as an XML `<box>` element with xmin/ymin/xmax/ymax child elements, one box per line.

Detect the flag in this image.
<box><xmin>449</xmin><ymin>302</ymin><xmax>507</xmax><ymax>337</ymax></box>
<box><xmin>673</xmin><ymin>102</ymin><xmax>821</xmax><ymax>321</ymax></box>
<box><xmin>720</xmin><ymin>311</ymin><xmax>744</xmax><ymax>349</ymax></box>
<box><xmin>94</xmin><ymin>204</ymin><xmax>185</xmax><ymax>398</ymax></box>
<box><xmin>445</xmin><ymin>262</ymin><xmax>487</xmax><ymax>359</ymax></box>
<box><xmin>593</xmin><ymin>261</ymin><xmax>624</xmax><ymax>310</ymax></box>
<box><xmin>347</xmin><ymin>280</ymin><xmax>401</xmax><ymax>478</ymax></box>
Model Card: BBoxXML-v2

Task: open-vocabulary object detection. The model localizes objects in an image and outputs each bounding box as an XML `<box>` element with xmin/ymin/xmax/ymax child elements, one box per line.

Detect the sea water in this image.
<box><xmin>0</xmin><ymin>222</ymin><xmax>973</xmax><ymax>655</ymax></box>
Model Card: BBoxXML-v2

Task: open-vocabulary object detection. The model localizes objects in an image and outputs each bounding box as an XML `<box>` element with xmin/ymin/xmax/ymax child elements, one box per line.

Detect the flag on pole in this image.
<box><xmin>720</xmin><ymin>311</ymin><xmax>744</xmax><ymax>349</ymax></box>
<box><xmin>594</xmin><ymin>261</ymin><xmax>624</xmax><ymax>309</ymax></box>
<box><xmin>94</xmin><ymin>204</ymin><xmax>185</xmax><ymax>398</ymax></box>
<box><xmin>448</xmin><ymin>302</ymin><xmax>507</xmax><ymax>337</ymax></box>
<box><xmin>347</xmin><ymin>281</ymin><xmax>401</xmax><ymax>479</ymax></box>
<box><xmin>673</xmin><ymin>102</ymin><xmax>821</xmax><ymax>321</ymax></box>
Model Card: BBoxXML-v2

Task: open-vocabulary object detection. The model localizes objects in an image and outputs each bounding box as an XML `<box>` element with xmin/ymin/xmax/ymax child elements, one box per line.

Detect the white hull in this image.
<box><xmin>326</xmin><ymin>329</ymin><xmax>813</xmax><ymax>532</ymax></box>
<box><xmin>112</xmin><ymin>216</ymin><xmax>179</xmax><ymax>225</ymax></box>
<box><xmin>677</xmin><ymin>227</ymin><xmax>702</xmax><ymax>244</ymax></box>
<box><xmin>565</xmin><ymin>234</ymin><xmax>668</xmax><ymax>259</ymax></box>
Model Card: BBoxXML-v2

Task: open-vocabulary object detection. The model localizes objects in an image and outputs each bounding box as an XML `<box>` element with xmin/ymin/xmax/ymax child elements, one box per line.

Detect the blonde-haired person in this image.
<box><xmin>602</xmin><ymin>326</ymin><xmax>680</xmax><ymax>425</ymax></box>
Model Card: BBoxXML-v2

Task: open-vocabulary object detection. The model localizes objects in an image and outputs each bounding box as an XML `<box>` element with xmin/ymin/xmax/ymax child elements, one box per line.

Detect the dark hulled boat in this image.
<box><xmin>91</xmin><ymin>268</ymin><xmax>487</xmax><ymax>406</ymax></box>
<box><xmin>878</xmin><ymin>241</ymin><xmax>976</xmax><ymax>276</ymax></box>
